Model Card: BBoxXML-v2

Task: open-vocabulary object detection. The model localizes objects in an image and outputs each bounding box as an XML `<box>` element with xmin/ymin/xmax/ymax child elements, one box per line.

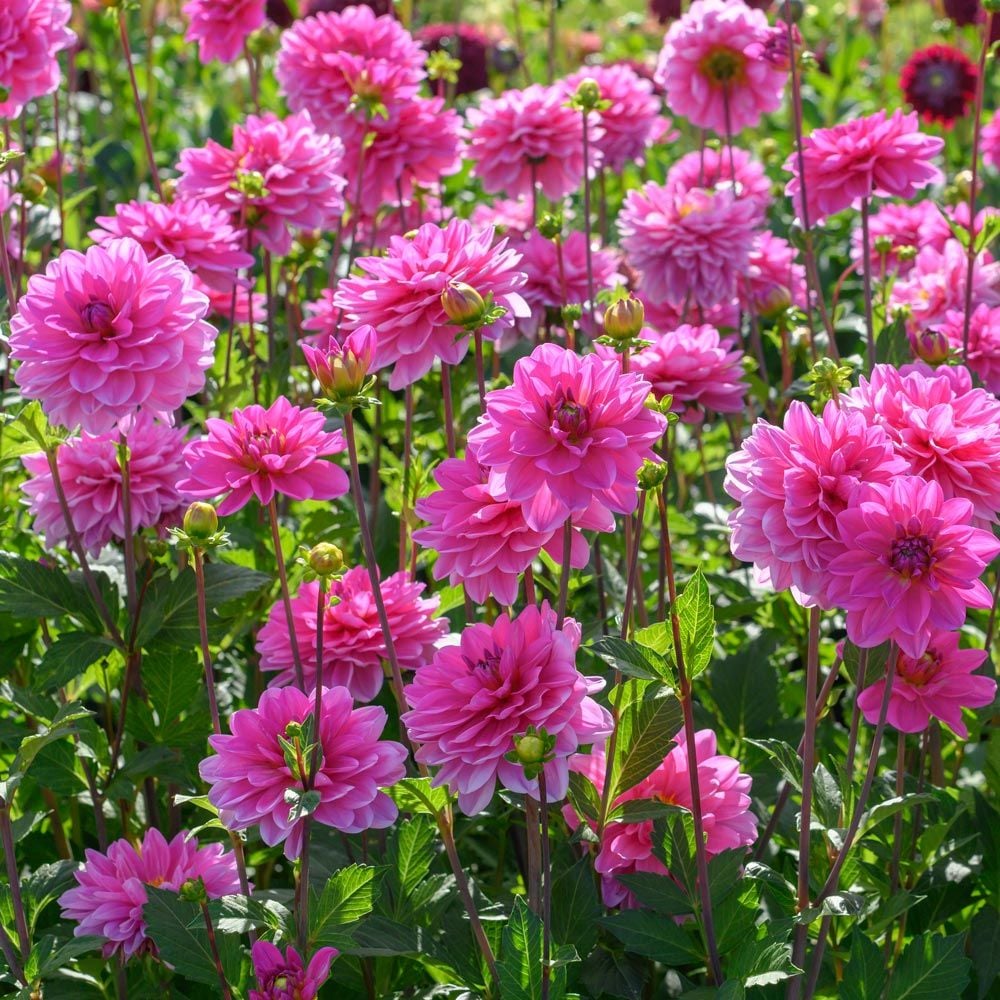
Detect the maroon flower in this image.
<box><xmin>416</xmin><ymin>23</ymin><xmax>492</xmax><ymax>94</ymax></box>
<box><xmin>901</xmin><ymin>44</ymin><xmax>978</xmax><ymax>127</ymax></box>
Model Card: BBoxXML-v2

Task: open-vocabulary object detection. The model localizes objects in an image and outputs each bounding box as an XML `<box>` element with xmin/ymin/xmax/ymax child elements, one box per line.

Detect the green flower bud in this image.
<box><xmin>441</xmin><ymin>281</ymin><xmax>487</xmax><ymax>327</ymax></box>
<box><xmin>308</xmin><ymin>542</ymin><xmax>344</xmax><ymax>577</ymax></box>
<box><xmin>573</xmin><ymin>77</ymin><xmax>602</xmax><ymax>111</ymax></box>
<box><xmin>537</xmin><ymin>212</ymin><xmax>563</xmax><ymax>240</ymax></box>
<box><xmin>873</xmin><ymin>235</ymin><xmax>895</xmax><ymax>257</ymax></box>
<box><xmin>17</xmin><ymin>173</ymin><xmax>47</xmax><ymax>203</ymax></box>
<box><xmin>637</xmin><ymin>459</ymin><xmax>668</xmax><ymax>492</ymax></box>
<box><xmin>183</xmin><ymin>502</ymin><xmax>219</xmax><ymax>541</ymax></box>
<box><xmin>603</xmin><ymin>295</ymin><xmax>645</xmax><ymax>340</ymax></box>
<box><xmin>178</xmin><ymin>877</ymin><xmax>208</xmax><ymax>904</ymax></box>
<box><xmin>514</xmin><ymin>733</ymin><xmax>547</xmax><ymax>766</ymax></box>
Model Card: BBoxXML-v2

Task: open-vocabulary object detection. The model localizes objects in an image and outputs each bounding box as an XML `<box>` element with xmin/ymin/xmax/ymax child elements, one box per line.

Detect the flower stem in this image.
<box><xmin>525</xmin><ymin>796</ymin><xmax>541</xmax><ymax>915</ymax></box>
<box><xmin>441</xmin><ymin>364</ymin><xmax>458</xmax><ymax>458</ymax></box>
<box><xmin>538</xmin><ymin>768</ymin><xmax>552</xmax><ymax>1000</ymax></box>
<box><xmin>267</xmin><ymin>498</ymin><xmax>305</xmax><ymax>689</ymax></box>
<box><xmin>859</xmin><ymin>198</ymin><xmax>876</xmax><ymax>371</ymax></box>
<box><xmin>117</xmin><ymin>9</ymin><xmax>162</xmax><ymax>198</ymax></box>
<box><xmin>581</xmin><ymin>111</ymin><xmax>596</xmax><ymax>327</ymax></box>
<box><xmin>555</xmin><ymin>521</ymin><xmax>573</xmax><ymax>629</ymax></box>
<box><xmin>200</xmin><ymin>901</ymin><xmax>233</xmax><ymax>1000</ymax></box>
<box><xmin>193</xmin><ymin>548</ymin><xmax>224</xmax><ymax>737</ymax></box>
<box><xmin>399</xmin><ymin>385</ymin><xmax>414</xmax><ymax>573</ymax></box>
<box><xmin>0</xmin><ymin>801</ymin><xmax>30</xmax><ymax>962</ymax></box>
<box><xmin>473</xmin><ymin>331</ymin><xmax>487</xmax><ymax>409</ymax></box>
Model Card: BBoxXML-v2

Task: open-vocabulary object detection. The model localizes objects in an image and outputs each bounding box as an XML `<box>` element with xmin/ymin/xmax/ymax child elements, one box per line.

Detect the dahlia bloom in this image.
<box><xmin>983</xmin><ymin>114</ymin><xmax>1000</xmax><ymax>172</ymax></box>
<box><xmin>827</xmin><ymin>477</ymin><xmax>1000</xmax><ymax>657</ymax></box>
<box><xmin>202</xmin><ymin>283</ymin><xmax>267</xmax><ymax>324</ymax></box>
<box><xmin>276</xmin><ymin>5</ymin><xmax>426</xmax><ymax>137</ymax></box>
<box><xmin>22</xmin><ymin>414</ymin><xmax>188</xmax><ymax>555</ymax></box>
<box><xmin>300</xmin><ymin>324</ymin><xmax>376</xmax><ymax>399</ymax></box>
<box><xmin>470</xmin><ymin>197</ymin><xmax>535</xmax><ymax>237</ymax></box>
<box><xmin>176</xmin><ymin>113</ymin><xmax>346</xmax><ymax>256</ymax></box>
<box><xmin>850</xmin><ymin>200</ymin><xmax>941</xmax><ymax>276</ymax></box>
<box><xmin>250</xmin><ymin>941</ymin><xmax>337</xmax><ymax>1000</ymax></box>
<box><xmin>655</xmin><ymin>0</ymin><xmax>787</xmax><ymax>135</ymax></box>
<box><xmin>741</xmin><ymin>231</ymin><xmax>807</xmax><ymax>316</ymax></box>
<box><xmin>416</xmin><ymin>22</ymin><xmax>492</xmax><ymax>95</ymax></box>
<box><xmin>0</xmin><ymin>0</ymin><xmax>75</xmax><ymax>119</ymax></box>
<box><xmin>183</xmin><ymin>0</ymin><xmax>265</xmax><ymax>64</ymax></box>
<box><xmin>466</xmin><ymin>84</ymin><xmax>601</xmax><ymax>200</ymax></box>
<box><xmin>725</xmin><ymin>400</ymin><xmax>907</xmax><ymax>607</ymax></box>
<box><xmin>565</xmin><ymin>731</ymin><xmax>756</xmax><ymax>909</ymax></box>
<box><xmin>939</xmin><ymin>305</ymin><xmax>1000</xmax><ymax>393</ymax></box>
<box><xmin>631</xmin><ymin>324</ymin><xmax>748</xmax><ymax>419</ymax></box>
<box><xmin>857</xmin><ymin>630</ymin><xmax>994</xmax><ymax>738</ymax></box>
<box><xmin>468</xmin><ymin>344</ymin><xmax>667</xmax><ymax>533</ymax></box>
<box><xmin>59</xmin><ymin>829</ymin><xmax>242</xmax><ymax>959</ymax></box>
<box><xmin>846</xmin><ymin>364</ymin><xmax>1000</xmax><ymax>525</ymax></box>
<box><xmin>91</xmin><ymin>199</ymin><xmax>254</xmax><ymax>292</ymax></box>
<box><xmin>413</xmin><ymin>447</ymin><xmax>599</xmax><ymax>606</ymax></box>
<box><xmin>9</xmin><ymin>238</ymin><xmax>215</xmax><ymax>434</ymax></box>
<box><xmin>785</xmin><ymin>109</ymin><xmax>944</xmax><ymax>224</ymax></box>
<box><xmin>200</xmin><ymin>685</ymin><xmax>407</xmax><ymax>858</ymax></box>
<box><xmin>256</xmin><ymin>569</ymin><xmax>447</xmax><ymax>701</ymax></box>
<box><xmin>663</xmin><ymin>147</ymin><xmax>771</xmax><ymax>222</ymax></box>
<box><xmin>619</xmin><ymin>182</ymin><xmax>759</xmax><ymax>309</ymax></box>
<box><xmin>178</xmin><ymin>397</ymin><xmax>348</xmax><ymax>515</ymax></box>
<box><xmin>402</xmin><ymin>604</ymin><xmax>613</xmax><ymax>814</ymax></box>
<box><xmin>901</xmin><ymin>44</ymin><xmax>978</xmax><ymax>127</ymax></box>
<box><xmin>333</xmin><ymin>219</ymin><xmax>529</xmax><ymax>390</ymax></box>
<box><xmin>564</xmin><ymin>64</ymin><xmax>665</xmax><ymax>172</ymax></box>
<box><xmin>638</xmin><ymin>291</ymin><xmax>740</xmax><ymax>333</ymax></box>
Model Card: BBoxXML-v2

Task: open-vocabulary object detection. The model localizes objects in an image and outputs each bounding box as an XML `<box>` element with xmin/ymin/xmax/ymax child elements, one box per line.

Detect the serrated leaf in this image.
<box><xmin>841</xmin><ymin>931</ymin><xmax>888</xmax><ymax>1000</ymax></box>
<box><xmin>710</xmin><ymin>637</ymin><xmax>779</xmax><ymax>737</ymax></box>
<box><xmin>615</xmin><ymin>872</ymin><xmax>691</xmax><ymax>915</ymax></box>
<box><xmin>676</xmin><ymin>569</ymin><xmax>714</xmax><ymax>679</ymax></box>
<box><xmin>389</xmin><ymin>814</ymin><xmax>436</xmax><ymax>901</ymax></box>
<box><xmin>498</xmin><ymin>897</ymin><xmax>568</xmax><ymax>1000</ymax></box>
<box><xmin>309</xmin><ymin>864</ymin><xmax>381</xmax><ymax>949</ymax></box>
<box><xmin>0</xmin><ymin>402</ymin><xmax>62</xmax><ymax>461</ymax></box>
<box><xmin>970</xmin><ymin>907</ymin><xmax>1000</xmax><ymax>1000</ymax></box>
<box><xmin>633</xmin><ymin>622</ymin><xmax>671</xmax><ymax>657</ymax></box>
<box><xmin>886</xmin><ymin>933</ymin><xmax>971</xmax><ymax>1000</ymax></box>
<box><xmin>551</xmin><ymin>858</ymin><xmax>601</xmax><ymax>957</ymax></box>
<box><xmin>143</xmin><ymin>646</ymin><xmax>203</xmax><ymax>726</ymax></box>
<box><xmin>591</xmin><ymin>636</ymin><xmax>663</xmax><ymax>681</ymax></box>
<box><xmin>567</xmin><ymin>771</ymin><xmax>602</xmax><ymax>827</ymax></box>
<box><xmin>0</xmin><ymin>556</ymin><xmax>102</xmax><ymax>631</ymax></box>
<box><xmin>745</xmin><ymin>738</ymin><xmax>803</xmax><ymax>792</ymax></box>
<box><xmin>600</xmin><ymin>908</ymin><xmax>703</xmax><ymax>965</ymax></box>
<box><xmin>388</xmin><ymin>776</ymin><xmax>450</xmax><ymax>816</ymax></box>
<box><xmin>860</xmin><ymin>794</ymin><xmax>936</xmax><ymax>837</ymax></box>
<box><xmin>36</xmin><ymin>632</ymin><xmax>116</xmax><ymax>691</ymax></box>
<box><xmin>612</xmin><ymin>682</ymin><xmax>682</xmax><ymax>797</ymax></box>
<box><xmin>729</xmin><ymin>933</ymin><xmax>801</xmax><ymax>988</ymax></box>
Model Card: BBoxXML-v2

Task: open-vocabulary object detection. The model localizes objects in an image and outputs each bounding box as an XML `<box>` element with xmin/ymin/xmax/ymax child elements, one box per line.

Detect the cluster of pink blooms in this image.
<box><xmin>183</xmin><ymin>0</ymin><xmax>265</xmax><ymax>64</ymax></box>
<box><xmin>0</xmin><ymin>0</ymin><xmax>75</xmax><ymax>119</ymax></box>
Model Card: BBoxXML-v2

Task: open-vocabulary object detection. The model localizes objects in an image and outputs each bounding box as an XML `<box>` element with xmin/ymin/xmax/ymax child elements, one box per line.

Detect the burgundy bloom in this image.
<box><xmin>901</xmin><ymin>44</ymin><xmax>978</xmax><ymax>127</ymax></box>
<box><xmin>416</xmin><ymin>23</ymin><xmax>492</xmax><ymax>94</ymax></box>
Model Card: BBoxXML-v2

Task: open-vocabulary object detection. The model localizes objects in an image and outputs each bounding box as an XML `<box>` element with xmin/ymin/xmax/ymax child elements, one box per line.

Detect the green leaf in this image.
<box><xmin>633</xmin><ymin>622</ymin><xmax>671</xmax><ymax>657</ymax></box>
<box><xmin>36</xmin><ymin>632</ymin><xmax>116</xmax><ymax>691</ymax></box>
<box><xmin>567</xmin><ymin>771</ymin><xmax>602</xmax><ymax>826</ymax></box>
<box><xmin>143</xmin><ymin>646</ymin><xmax>203</xmax><ymax>726</ymax></box>
<box><xmin>710</xmin><ymin>637</ymin><xmax>779</xmax><ymax>737</ymax></box>
<box><xmin>675</xmin><ymin>569</ymin><xmax>714</xmax><ymax>679</ymax></box>
<box><xmin>0</xmin><ymin>402</ymin><xmax>62</xmax><ymax>461</ymax></box>
<box><xmin>859</xmin><ymin>794</ymin><xmax>936</xmax><ymax>837</ymax></box>
<box><xmin>612</xmin><ymin>681</ymin><xmax>683</xmax><ymax>796</ymax></box>
<box><xmin>600</xmin><ymin>908</ymin><xmax>703</xmax><ymax>965</ymax></box>
<box><xmin>970</xmin><ymin>907</ymin><xmax>1000</xmax><ymax>1000</ymax></box>
<box><xmin>886</xmin><ymin>933</ymin><xmax>971</xmax><ymax>1000</ymax></box>
<box><xmin>0</xmin><ymin>556</ymin><xmax>102</xmax><ymax>631</ymax></box>
<box><xmin>728</xmin><ymin>933</ymin><xmax>801</xmax><ymax>988</ymax></box>
<box><xmin>389</xmin><ymin>814</ymin><xmax>436</xmax><ymax>901</ymax></box>
<box><xmin>813</xmin><ymin>763</ymin><xmax>843</xmax><ymax>831</ymax></box>
<box><xmin>841</xmin><ymin>932</ymin><xmax>886</xmax><ymax>1000</ymax></box>
<box><xmin>388</xmin><ymin>776</ymin><xmax>450</xmax><ymax>816</ymax></box>
<box><xmin>745</xmin><ymin>738</ymin><xmax>803</xmax><ymax>792</ymax></box>
<box><xmin>551</xmin><ymin>858</ymin><xmax>601</xmax><ymax>958</ymax></box>
<box><xmin>875</xmin><ymin>313</ymin><xmax>911</xmax><ymax>368</ymax></box>
<box><xmin>841</xmin><ymin>640</ymin><xmax>890</xmax><ymax>686</ymax></box>
<box><xmin>591</xmin><ymin>636</ymin><xmax>664</xmax><ymax>681</ymax></box>
<box><xmin>309</xmin><ymin>864</ymin><xmax>381</xmax><ymax>948</ymax></box>
<box><xmin>615</xmin><ymin>872</ymin><xmax>691</xmax><ymax>916</ymax></box>
<box><xmin>13</xmin><ymin>701</ymin><xmax>92</xmax><ymax>778</ymax></box>
<box><xmin>498</xmin><ymin>897</ymin><xmax>569</xmax><ymax>1000</ymax></box>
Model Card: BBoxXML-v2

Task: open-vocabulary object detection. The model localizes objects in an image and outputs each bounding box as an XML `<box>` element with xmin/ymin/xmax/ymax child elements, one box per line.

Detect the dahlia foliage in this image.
<box><xmin>1</xmin><ymin>1</ymin><xmax>998</xmax><ymax>998</ymax></box>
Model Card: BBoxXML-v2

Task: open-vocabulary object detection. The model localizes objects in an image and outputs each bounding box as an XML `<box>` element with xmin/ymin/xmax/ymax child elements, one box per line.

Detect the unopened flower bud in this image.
<box><xmin>183</xmin><ymin>502</ymin><xmax>218</xmax><ymax>541</ymax></box>
<box><xmin>637</xmin><ymin>459</ymin><xmax>668</xmax><ymax>491</ymax></box>
<box><xmin>562</xmin><ymin>303</ymin><xmax>583</xmax><ymax>324</ymax></box>
<box><xmin>178</xmin><ymin>877</ymin><xmax>208</xmax><ymax>904</ymax></box>
<box><xmin>514</xmin><ymin>733</ymin><xmax>546</xmax><ymax>765</ymax></box>
<box><xmin>441</xmin><ymin>281</ymin><xmax>487</xmax><ymax>328</ymax></box>
<box><xmin>573</xmin><ymin>77</ymin><xmax>602</xmax><ymax>111</ymax></box>
<box><xmin>603</xmin><ymin>295</ymin><xmax>645</xmax><ymax>340</ymax></box>
<box><xmin>17</xmin><ymin>173</ymin><xmax>46</xmax><ymax>203</ymax></box>
<box><xmin>308</xmin><ymin>542</ymin><xmax>344</xmax><ymax>577</ymax></box>
<box><xmin>897</xmin><ymin>245</ymin><xmax>918</xmax><ymax>263</ymax></box>
<box><xmin>302</xmin><ymin>326</ymin><xmax>377</xmax><ymax>404</ymax></box>
<box><xmin>914</xmin><ymin>328</ymin><xmax>949</xmax><ymax>365</ymax></box>
<box><xmin>537</xmin><ymin>212</ymin><xmax>562</xmax><ymax>240</ymax></box>
<box><xmin>873</xmin><ymin>235</ymin><xmax>894</xmax><ymax>257</ymax></box>
<box><xmin>953</xmin><ymin>169</ymin><xmax>974</xmax><ymax>202</ymax></box>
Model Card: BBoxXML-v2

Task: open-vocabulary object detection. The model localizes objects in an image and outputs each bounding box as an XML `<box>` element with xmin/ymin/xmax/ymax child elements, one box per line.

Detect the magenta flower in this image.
<box><xmin>201</xmin><ymin>282</ymin><xmax>267</xmax><ymax>324</ymax></box>
<box><xmin>250</xmin><ymin>941</ymin><xmax>337</xmax><ymax>1000</ymax></box>
<box><xmin>256</xmin><ymin>569</ymin><xmax>447</xmax><ymax>702</ymax></box>
<box><xmin>333</xmin><ymin>219</ymin><xmax>529</xmax><ymax>390</ymax></box>
<box><xmin>856</xmin><ymin>630</ymin><xmax>995</xmax><ymax>737</ymax></box>
<box><xmin>200</xmin><ymin>685</ymin><xmax>407</xmax><ymax>858</ymax></box>
<box><xmin>638</xmin><ymin>291</ymin><xmax>740</xmax><ymax>334</ymax></box>
<box><xmin>176</xmin><ymin>113</ymin><xmax>346</xmax><ymax>256</ymax></box>
<box><xmin>467</xmin><ymin>84</ymin><xmax>602</xmax><ymax>200</ymax></box>
<box><xmin>59</xmin><ymin>829</ymin><xmax>242</xmax><ymax>959</ymax></box>
<box><xmin>827</xmin><ymin>477</ymin><xmax>1000</xmax><ymax>657</ymax></box>
<box><xmin>468</xmin><ymin>344</ymin><xmax>667</xmax><ymax>533</ymax></box>
<box><xmin>91</xmin><ymin>198</ymin><xmax>254</xmax><ymax>292</ymax></box>
<box><xmin>183</xmin><ymin>0</ymin><xmax>265</xmax><ymax>64</ymax></box>
<box><xmin>846</xmin><ymin>364</ymin><xmax>1000</xmax><ymax>525</ymax></box>
<box><xmin>470</xmin><ymin>197</ymin><xmax>536</xmax><ymax>238</ymax></box>
<box><xmin>620</xmin><ymin>182</ymin><xmax>759</xmax><ymax>309</ymax></box>
<box><xmin>301</xmin><ymin>325</ymin><xmax>377</xmax><ymax>399</ymax></box>
<box><xmin>664</xmin><ymin>146</ymin><xmax>771</xmax><ymax>222</ymax></box>
<box><xmin>741</xmin><ymin>231</ymin><xmax>807</xmax><ymax>317</ymax></box>
<box><xmin>655</xmin><ymin>0</ymin><xmax>787</xmax><ymax>135</ymax></box>
<box><xmin>939</xmin><ymin>305</ymin><xmax>1000</xmax><ymax>393</ymax></box>
<box><xmin>0</xmin><ymin>0</ymin><xmax>75</xmax><ymax>119</ymax></box>
<box><xmin>850</xmin><ymin>200</ymin><xmax>941</xmax><ymax>277</ymax></box>
<box><xmin>178</xmin><ymin>397</ymin><xmax>348</xmax><ymax>515</ymax></box>
<box><xmin>784</xmin><ymin>109</ymin><xmax>944</xmax><ymax>224</ymax></box>
<box><xmin>983</xmin><ymin>113</ymin><xmax>1000</xmax><ymax>172</ymax></box>
<box><xmin>725</xmin><ymin>400</ymin><xmax>907</xmax><ymax>607</ymax></box>
<box><xmin>402</xmin><ymin>604</ymin><xmax>613</xmax><ymax>814</ymax></box>
<box><xmin>22</xmin><ymin>413</ymin><xmax>188</xmax><ymax>556</ymax></box>
<box><xmin>9</xmin><ymin>238</ymin><xmax>215</xmax><ymax>434</ymax></box>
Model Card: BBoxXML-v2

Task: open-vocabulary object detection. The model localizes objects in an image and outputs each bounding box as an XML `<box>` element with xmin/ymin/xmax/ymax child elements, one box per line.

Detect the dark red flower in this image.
<box><xmin>415</xmin><ymin>22</ymin><xmax>491</xmax><ymax>94</ymax></box>
<box><xmin>304</xmin><ymin>0</ymin><xmax>393</xmax><ymax>14</ymax></box>
<box><xmin>901</xmin><ymin>44</ymin><xmax>978</xmax><ymax>127</ymax></box>
<box><xmin>943</xmin><ymin>0</ymin><xmax>982</xmax><ymax>27</ymax></box>
<box><xmin>648</xmin><ymin>0</ymin><xmax>681</xmax><ymax>23</ymax></box>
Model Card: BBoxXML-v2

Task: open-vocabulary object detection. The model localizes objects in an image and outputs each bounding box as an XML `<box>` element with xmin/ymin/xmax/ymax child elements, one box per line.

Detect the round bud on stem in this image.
<box><xmin>514</xmin><ymin>733</ymin><xmax>547</xmax><ymax>766</ymax></box>
<box><xmin>914</xmin><ymin>328</ymin><xmax>949</xmax><ymax>365</ymax></box>
<box><xmin>603</xmin><ymin>295</ymin><xmax>645</xmax><ymax>340</ymax></box>
<box><xmin>183</xmin><ymin>502</ymin><xmax>219</xmax><ymax>541</ymax></box>
<box><xmin>573</xmin><ymin>77</ymin><xmax>602</xmax><ymax>111</ymax></box>
<box><xmin>441</xmin><ymin>281</ymin><xmax>487</xmax><ymax>328</ymax></box>
<box><xmin>308</xmin><ymin>542</ymin><xmax>344</xmax><ymax>578</ymax></box>
<box><xmin>637</xmin><ymin>458</ymin><xmax>669</xmax><ymax>492</ymax></box>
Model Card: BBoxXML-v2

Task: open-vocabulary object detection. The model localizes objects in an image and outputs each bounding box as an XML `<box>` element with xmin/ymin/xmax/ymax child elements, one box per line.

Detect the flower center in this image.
<box><xmin>81</xmin><ymin>300</ymin><xmax>116</xmax><ymax>337</ymax></box>
<box><xmin>899</xmin><ymin>650</ymin><xmax>940</xmax><ymax>687</ymax></box>
<box><xmin>699</xmin><ymin>46</ymin><xmax>747</xmax><ymax>87</ymax></box>
<box><xmin>464</xmin><ymin>645</ymin><xmax>502</xmax><ymax>679</ymax></box>
<box><xmin>548</xmin><ymin>388</ymin><xmax>591</xmax><ymax>444</ymax></box>
<box><xmin>889</xmin><ymin>532</ymin><xmax>933</xmax><ymax>579</ymax></box>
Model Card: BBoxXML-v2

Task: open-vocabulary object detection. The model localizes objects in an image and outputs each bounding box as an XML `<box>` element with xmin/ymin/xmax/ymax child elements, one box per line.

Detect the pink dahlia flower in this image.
<box><xmin>468</xmin><ymin>344</ymin><xmax>667</xmax><ymax>533</ymax></box>
<box><xmin>846</xmin><ymin>363</ymin><xmax>1000</xmax><ymax>525</ymax></box>
<box><xmin>176</xmin><ymin>113</ymin><xmax>346</xmax><ymax>256</ymax></box>
<box><xmin>741</xmin><ymin>231</ymin><xmax>807</xmax><ymax>316</ymax></box>
<box><xmin>850</xmin><ymin>200</ymin><xmax>941</xmax><ymax>277</ymax></box>
<box><xmin>402</xmin><ymin>604</ymin><xmax>613</xmax><ymax>814</ymax></box>
<box><xmin>202</xmin><ymin>282</ymin><xmax>267</xmax><ymax>324</ymax></box>
<box><xmin>250</xmin><ymin>941</ymin><xmax>337</xmax><ymax>1000</ymax></box>
<box><xmin>257</xmin><ymin>569</ymin><xmax>447</xmax><ymax>701</ymax></box>
<box><xmin>939</xmin><ymin>305</ymin><xmax>1000</xmax><ymax>393</ymax></box>
<box><xmin>466</xmin><ymin>84</ymin><xmax>602</xmax><ymax>200</ymax></box>
<box><xmin>333</xmin><ymin>218</ymin><xmax>529</xmax><ymax>390</ymax></box>
<box><xmin>564</xmin><ymin>64</ymin><xmax>665</xmax><ymax>172</ymax></box>
<box><xmin>300</xmin><ymin>324</ymin><xmax>376</xmax><ymax>397</ymax></box>
<box><xmin>0</xmin><ymin>0</ymin><xmax>75</xmax><ymax>119</ymax></box>
<box><xmin>276</xmin><ymin>5</ymin><xmax>426</xmax><ymax>137</ymax></box>
<box><xmin>413</xmin><ymin>447</ymin><xmax>599</xmax><ymax>606</ymax></box>
<box><xmin>983</xmin><ymin>114</ymin><xmax>1000</xmax><ymax>172</ymax></box>
<box><xmin>856</xmin><ymin>630</ymin><xmax>995</xmax><ymax>737</ymax></box>
<box><xmin>470</xmin><ymin>197</ymin><xmax>536</xmax><ymax>237</ymax></box>
<box><xmin>183</xmin><ymin>0</ymin><xmax>265</xmax><ymax>64</ymax></box>
<box><xmin>59</xmin><ymin>829</ymin><xmax>242</xmax><ymax>959</ymax></box>
<box><xmin>178</xmin><ymin>396</ymin><xmax>348</xmax><ymax>515</ymax></box>
<box><xmin>631</xmin><ymin>324</ymin><xmax>748</xmax><ymax>419</ymax></box>
<box><xmin>22</xmin><ymin>414</ymin><xmax>188</xmax><ymax>555</ymax></box>
<box><xmin>655</xmin><ymin>0</ymin><xmax>787</xmax><ymax>134</ymax></box>
<box><xmin>827</xmin><ymin>477</ymin><xmax>1000</xmax><ymax>657</ymax></box>
<box><xmin>784</xmin><ymin>109</ymin><xmax>944</xmax><ymax>224</ymax></box>
<box><xmin>200</xmin><ymin>685</ymin><xmax>407</xmax><ymax>858</ymax></box>
<box><xmin>620</xmin><ymin>182</ymin><xmax>759</xmax><ymax>309</ymax></box>
<box><xmin>565</xmin><ymin>731</ymin><xmax>756</xmax><ymax>909</ymax></box>
<box><xmin>725</xmin><ymin>400</ymin><xmax>907</xmax><ymax>607</ymax></box>
<box><xmin>9</xmin><ymin>238</ymin><xmax>214</xmax><ymax>434</ymax></box>
<box><xmin>638</xmin><ymin>291</ymin><xmax>740</xmax><ymax>333</ymax></box>
<box><xmin>91</xmin><ymin>198</ymin><xmax>254</xmax><ymax>292</ymax></box>
<box><xmin>663</xmin><ymin>146</ymin><xmax>772</xmax><ymax>222</ymax></box>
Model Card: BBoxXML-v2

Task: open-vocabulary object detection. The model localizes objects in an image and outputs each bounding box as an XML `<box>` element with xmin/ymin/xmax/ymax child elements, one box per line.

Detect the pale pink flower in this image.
<box><xmin>467</xmin><ymin>84</ymin><xmax>602</xmax><ymax>200</ymax></box>
<box><xmin>178</xmin><ymin>397</ymin><xmax>348</xmax><ymax>515</ymax></box>
<box><xmin>785</xmin><ymin>109</ymin><xmax>944</xmax><ymax>224</ymax></box>
<box><xmin>0</xmin><ymin>0</ymin><xmax>75</xmax><ymax>119</ymax></box>
<box><xmin>9</xmin><ymin>238</ymin><xmax>215</xmax><ymax>434</ymax></box>
<box><xmin>663</xmin><ymin>146</ymin><xmax>771</xmax><ymax>221</ymax></box>
<box><xmin>200</xmin><ymin>685</ymin><xmax>407</xmax><ymax>858</ymax></box>
<box><xmin>938</xmin><ymin>305</ymin><xmax>1000</xmax><ymax>393</ymax></box>
<box><xmin>827</xmin><ymin>477</ymin><xmax>1000</xmax><ymax>657</ymax></box>
<box><xmin>59</xmin><ymin>829</ymin><xmax>242</xmax><ymax>959</ymax></box>
<box><xmin>176</xmin><ymin>112</ymin><xmax>346</xmax><ymax>256</ymax></box>
<box><xmin>468</xmin><ymin>344</ymin><xmax>667</xmax><ymax>533</ymax></box>
<box><xmin>741</xmin><ymin>231</ymin><xmax>807</xmax><ymax>316</ymax></box>
<box><xmin>725</xmin><ymin>400</ymin><xmax>907</xmax><ymax>606</ymax></box>
<box><xmin>250</xmin><ymin>942</ymin><xmax>337</xmax><ymax>1000</ymax></box>
<box><xmin>256</xmin><ymin>569</ymin><xmax>447</xmax><ymax>702</ymax></box>
<box><xmin>402</xmin><ymin>604</ymin><xmax>613</xmax><ymax>814</ymax></box>
<box><xmin>655</xmin><ymin>0</ymin><xmax>787</xmax><ymax>134</ymax></box>
<box><xmin>183</xmin><ymin>0</ymin><xmax>265</xmax><ymax>64</ymax></box>
<box><xmin>333</xmin><ymin>218</ymin><xmax>529</xmax><ymax>390</ymax></box>
<box><xmin>620</xmin><ymin>182</ymin><xmax>759</xmax><ymax>309</ymax></box>
<box><xmin>91</xmin><ymin>198</ymin><xmax>254</xmax><ymax>292</ymax></box>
